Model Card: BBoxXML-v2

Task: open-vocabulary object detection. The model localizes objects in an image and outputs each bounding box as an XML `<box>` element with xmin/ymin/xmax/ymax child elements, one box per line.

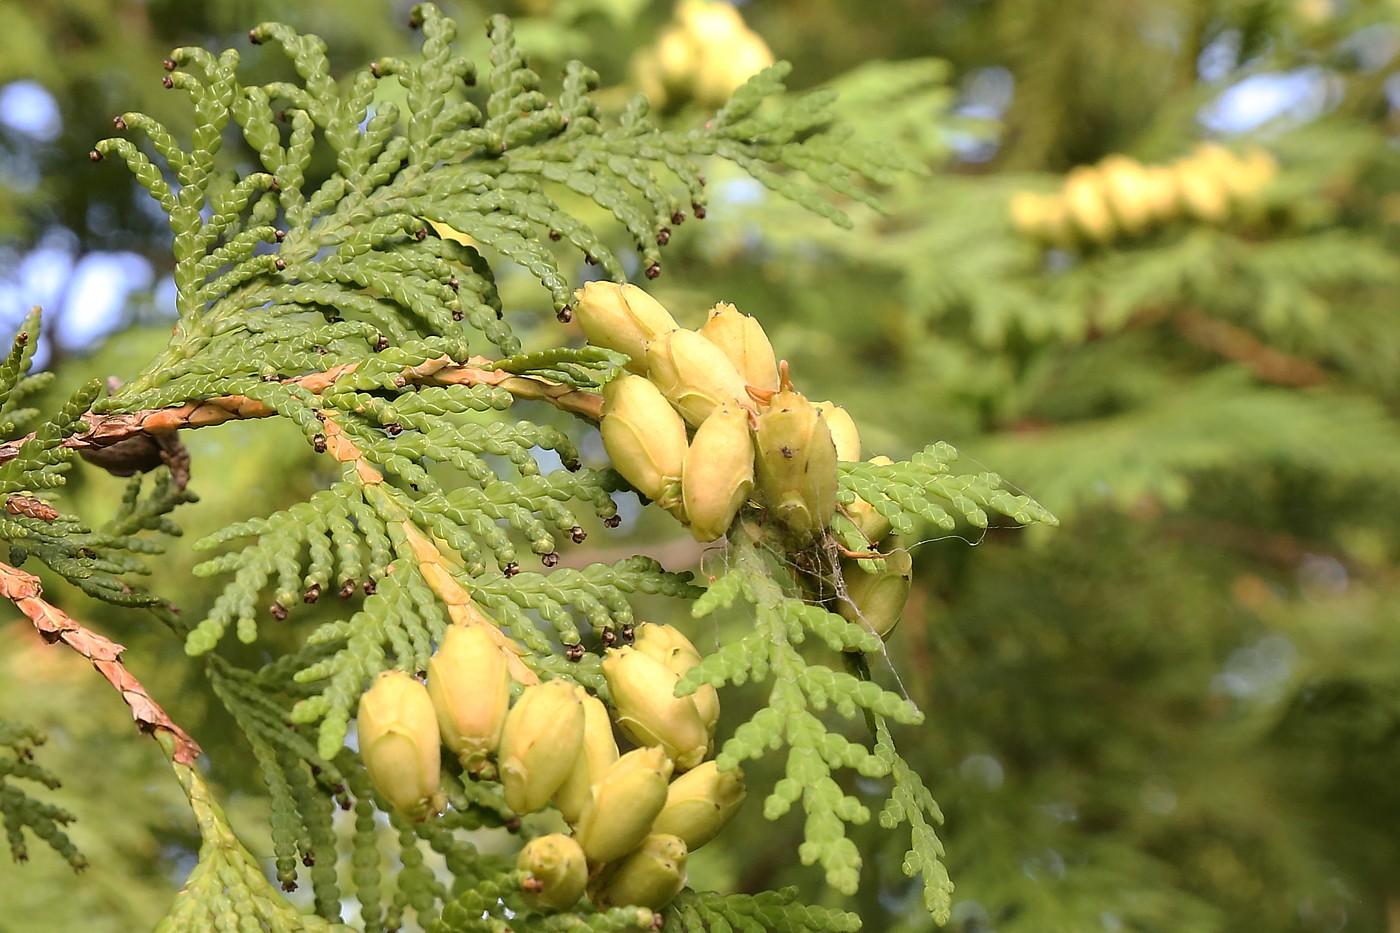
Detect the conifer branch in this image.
<box><xmin>317</xmin><ymin>412</ymin><xmax>540</xmax><ymax>685</ymax></box>
<box><xmin>0</xmin><ymin>562</ymin><xmax>202</xmax><ymax>765</ymax></box>
<box><xmin>0</xmin><ymin>355</ymin><xmax>604</xmax><ymax>472</ymax></box>
<box><xmin>1173</xmin><ymin>309</ymin><xmax>1328</xmax><ymax>387</ymax></box>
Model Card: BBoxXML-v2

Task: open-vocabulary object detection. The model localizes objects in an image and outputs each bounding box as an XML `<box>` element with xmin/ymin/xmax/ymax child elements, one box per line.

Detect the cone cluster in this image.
<box><xmin>1010</xmin><ymin>144</ymin><xmax>1279</xmax><ymax>248</ymax></box>
<box><xmin>632</xmin><ymin>0</ymin><xmax>775</xmax><ymax>109</ymax></box>
<box><xmin>356</xmin><ymin>621</ymin><xmax>745</xmax><ymax>914</ymax></box>
<box><xmin>578</xmin><ymin>281</ymin><xmax>857</xmax><ymax>547</ymax></box>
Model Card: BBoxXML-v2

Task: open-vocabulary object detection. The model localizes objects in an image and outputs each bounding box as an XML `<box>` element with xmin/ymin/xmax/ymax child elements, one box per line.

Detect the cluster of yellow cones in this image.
<box><xmin>632</xmin><ymin>0</ymin><xmax>775</xmax><ymax>109</ymax></box>
<box><xmin>578</xmin><ymin>281</ymin><xmax>914</xmax><ymax>640</ymax></box>
<box><xmin>1010</xmin><ymin>144</ymin><xmax>1278</xmax><ymax>248</ymax></box>
<box><xmin>356</xmin><ymin>622</ymin><xmax>741</xmax><ymax>913</ymax></box>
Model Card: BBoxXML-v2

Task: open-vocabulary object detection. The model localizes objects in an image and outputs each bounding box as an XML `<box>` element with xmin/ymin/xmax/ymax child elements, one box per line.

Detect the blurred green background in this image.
<box><xmin>4</xmin><ymin>0</ymin><xmax>1400</xmax><ymax>930</ymax></box>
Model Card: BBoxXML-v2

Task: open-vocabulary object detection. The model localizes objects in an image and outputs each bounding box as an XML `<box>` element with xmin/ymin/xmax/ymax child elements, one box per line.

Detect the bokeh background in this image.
<box><xmin>4</xmin><ymin>0</ymin><xmax>1400</xmax><ymax>930</ymax></box>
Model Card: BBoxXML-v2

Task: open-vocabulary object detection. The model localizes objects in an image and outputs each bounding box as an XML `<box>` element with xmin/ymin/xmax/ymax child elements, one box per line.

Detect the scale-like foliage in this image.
<box><xmin>0</xmin><ymin>719</ymin><xmax>84</xmax><ymax>871</ymax></box>
<box><xmin>155</xmin><ymin>735</ymin><xmax>354</xmax><ymax>933</ymax></box>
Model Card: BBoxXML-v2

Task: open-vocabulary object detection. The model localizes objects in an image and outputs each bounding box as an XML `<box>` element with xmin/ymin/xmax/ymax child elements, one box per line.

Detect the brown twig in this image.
<box><xmin>0</xmin><ymin>355</ymin><xmax>604</xmax><ymax>469</ymax></box>
<box><xmin>1173</xmin><ymin>310</ymin><xmax>1328</xmax><ymax>388</ymax></box>
<box><xmin>0</xmin><ymin>561</ymin><xmax>202</xmax><ymax>765</ymax></box>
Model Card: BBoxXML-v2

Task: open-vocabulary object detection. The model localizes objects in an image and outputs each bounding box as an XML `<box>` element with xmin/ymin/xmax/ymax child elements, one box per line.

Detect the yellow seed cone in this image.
<box><xmin>553</xmin><ymin>688</ymin><xmax>619</xmax><ymax>826</ymax></box>
<box><xmin>754</xmin><ymin>389</ymin><xmax>839</xmax><ymax>544</ymax></box>
<box><xmin>426</xmin><ymin>624</ymin><xmax>511</xmax><ymax>777</ymax></box>
<box><xmin>812</xmin><ymin>401</ymin><xmax>860</xmax><ymax>462</ymax></box>
<box><xmin>697</xmin><ymin>303</ymin><xmax>779</xmax><ymax>393</ymax></box>
<box><xmin>498</xmin><ymin>680</ymin><xmax>585</xmax><ymax>814</ymax></box>
<box><xmin>602</xmin><ymin>646</ymin><xmax>710</xmax><ymax>772</ymax></box>
<box><xmin>651</xmin><ymin>760</ymin><xmax>746</xmax><ymax>851</ymax></box>
<box><xmin>572</xmin><ymin>281</ymin><xmax>678</xmax><ymax>374</ymax></box>
<box><xmin>681</xmin><ymin>403</ymin><xmax>755</xmax><ymax>542</ymax></box>
<box><xmin>1174</xmin><ymin>159</ymin><xmax>1230</xmax><ymax>223</ymax></box>
<box><xmin>600</xmin><ymin>374</ymin><xmax>687</xmax><ymax>507</ymax></box>
<box><xmin>839</xmin><ymin>545</ymin><xmax>914</xmax><ymax>640</ymax></box>
<box><xmin>591</xmin><ymin>833</ymin><xmax>688</xmax><ymax>911</ymax></box>
<box><xmin>644</xmin><ymin>329</ymin><xmax>751</xmax><ymax>427</ymax></box>
<box><xmin>1063</xmin><ymin>166</ymin><xmax>1115</xmax><ymax>243</ymax></box>
<box><xmin>632</xmin><ymin>623</ymin><xmax>719</xmax><ymax>734</ymax></box>
<box><xmin>574</xmin><ymin>746</ymin><xmax>674</xmax><ymax>864</ymax></box>
<box><xmin>357</xmin><ymin>671</ymin><xmax>443</xmax><ymax>821</ymax></box>
<box><xmin>517</xmin><ymin>833</ymin><xmax>588</xmax><ymax>912</ymax></box>
<box><xmin>1097</xmin><ymin>155</ymin><xmax>1155</xmax><ymax>235</ymax></box>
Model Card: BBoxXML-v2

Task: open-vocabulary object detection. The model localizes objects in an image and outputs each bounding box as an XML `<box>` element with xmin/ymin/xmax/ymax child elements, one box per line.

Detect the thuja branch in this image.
<box><xmin>315</xmin><ymin>412</ymin><xmax>541</xmax><ymax>685</ymax></box>
<box><xmin>0</xmin><ymin>562</ymin><xmax>202</xmax><ymax>765</ymax></box>
<box><xmin>0</xmin><ymin>354</ymin><xmax>604</xmax><ymax>469</ymax></box>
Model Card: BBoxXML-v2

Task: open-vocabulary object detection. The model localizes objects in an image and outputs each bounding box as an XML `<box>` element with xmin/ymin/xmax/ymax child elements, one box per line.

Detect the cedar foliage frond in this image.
<box><xmin>0</xmin><ymin>719</ymin><xmax>85</xmax><ymax>871</ymax></box>
<box><xmin>682</xmin><ymin>534</ymin><xmax>941</xmax><ymax>912</ymax></box>
<box><xmin>0</xmin><ymin>311</ymin><xmax>192</xmax><ymax>611</ymax></box>
<box><xmin>665</xmin><ymin>888</ymin><xmax>861</xmax><ymax>931</ymax></box>
<box><xmin>839</xmin><ymin>441</ymin><xmax>1056</xmax><ymax>537</ymax></box>
<box><xmin>155</xmin><ymin>742</ymin><xmax>354</xmax><ymax>933</ymax></box>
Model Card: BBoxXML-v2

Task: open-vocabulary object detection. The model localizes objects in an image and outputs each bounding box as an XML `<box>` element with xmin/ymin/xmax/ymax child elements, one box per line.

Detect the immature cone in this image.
<box><xmin>1097</xmin><ymin>156</ymin><xmax>1154</xmax><ymax>235</ymax></box>
<box><xmin>603</xmin><ymin>646</ymin><xmax>710</xmax><ymax>772</ymax></box>
<box><xmin>1140</xmin><ymin>165</ymin><xmax>1181</xmax><ymax>222</ymax></box>
<box><xmin>632</xmin><ymin>622</ymin><xmax>702</xmax><ymax>672</ymax></box>
<box><xmin>839</xmin><ymin>544</ymin><xmax>914</xmax><ymax>640</ymax></box>
<box><xmin>553</xmin><ymin>688</ymin><xmax>619</xmax><ymax>825</ymax></box>
<box><xmin>498</xmin><ymin>680</ymin><xmax>585</xmax><ymax>814</ymax></box>
<box><xmin>591</xmin><ymin>833</ymin><xmax>688</xmax><ymax>911</ymax></box>
<box><xmin>754</xmin><ymin>389</ymin><xmax>839</xmax><ymax>544</ymax></box>
<box><xmin>812</xmin><ymin>401</ymin><xmax>861</xmax><ymax>462</ymax></box>
<box><xmin>685</xmin><ymin>0</ymin><xmax>774</xmax><ymax>106</ymax></box>
<box><xmin>697</xmin><ymin>303</ymin><xmax>779</xmax><ymax>393</ymax></box>
<box><xmin>640</xmin><ymin>0</ymin><xmax>773</xmax><ymax>109</ymax></box>
<box><xmin>600</xmin><ymin>374</ymin><xmax>688</xmax><ymax>507</ymax></box>
<box><xmin>357</xmin><ymin>671</ymin><xmax>443</xmax><ymax>821</ymax></box>
<box><xmin>1063</xmin><ymin>166</ymin><xmax>1115</xmax><ymax>243</ymax></box>
<box><xmin>572</xmin><ymin>281</ymin><xmax>678</xmax><ymax>374</ymax></box>
<box><xmin>574</xmin><ymin>746</ymin><xmax>674</xmax><ymax>864</ymax></box>
<box><xmin>426</xmin><ymin>624</ymin><xmax>511</xmax><ymax>777</ymax></box>
<box><xmin>1174</xmin><ymin>159</ymin><xmax>1230</xmax><ymax>223</ymax></box>
<box><xmin>517</xmin><ymin>833</ymin><xmax>588</xmax><ymax>912</ymax></box>
<box><xmin>645</xmin><ymin>329</ymin><xmax>751</xmax><ymax>427</ymax></box>
<box><xmin>632</xmin><ymin>623</ymin><xmax>719</xmax><ymax>734</ymax></box>
<box><xmin>651</xmin><ymin>760</ymin><xmax>746</xmax><ymax>851</ymax></box>
<box><xmin>681</xmin><ymin>403</ymin><xmax>755</xmax><ymax>542</ymax></box>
